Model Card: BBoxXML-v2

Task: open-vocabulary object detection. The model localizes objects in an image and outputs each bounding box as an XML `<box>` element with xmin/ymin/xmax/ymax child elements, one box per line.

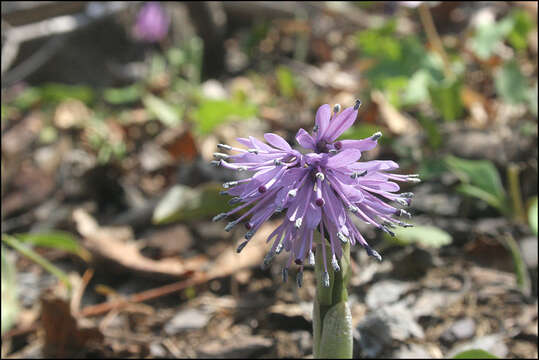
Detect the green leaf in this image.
<box><xmin>502</xmin><ymin>234</ymin><xmax>531</xmax><ymax>296</ymax></box>
<box><xmin>318</xmin><ymin>302</ymin><xmax>353</xmax><ymax>359</ymax></box>
<box><xmin>495</xmin><ymin>61</ymin><xmax>530</xmax><ymax>105</ymax></box>
<box><xmin>15</xmin><ymin>231</ymin><xmax>90</xmax><ymax>261</ymax></box>
<box><xmin>418</xmin><ymin>115</ymin><xmax>442</xmax><ymax>149</ymax></box>
<box><xmin>1</xmin><ymin>234</ymin><xmax>71</xmax><ymax>291</ymax></box>
<box><xmin>40</xmin><ymin>83</ymin><xmax>95</xmax><ymax>104</ymax></box>
<box><xmin>143</xmin><ymin>94</ymin><xmax>183</xmax><ymax>127</ymax></box>
<box><xmin>403</xmin><ymin>69</ymin><xmax>433</xmax><ymax>105</ymax></box>
<box><xmin>387</xmin><ymin>224</ymin><xmax>453</xmax><ymax>248</ymax></box>
<box><xmin>152</xmin><ymin>183</ymin><xmax>231</xmax><ymax>224</ymax></box>
<box><xmin>418</xmin><ymin>157</ymin><xmax>448</xmax><ymax>181</ymax></box>
<box><xmin>445</xmin><ymin>155</ymin><xmax>507</xmax><ymax>212</ymax></box>
<box><xmin>192</xmin><ymin>99</ymin><xmax>257</xmax><ymax>134</ymax></box>
<box><xmin>507</xmin><ymin>9</ymin><xmax>534</xmax><ymax>51</ymax></box>
<box><xmin>1</xmin><ymin>246</ymin><xmax>19</xmax><ymax>335</ymax></box>
<box><xmin>12</xmin><ymin>87</ymin><xmax>42</xmax><ymax>109</ymax></box>
<box><xmin>457</xmin><ymin>184</ymin><xmax>505</xmax><ymax>213</ymax></box>
<box><xmin>526</xmin><ymin>82</ymin><xmax>538</xmax><ymax>116</ymax></box>
<box><xmin>529</xmin><ymin>197</ymin><xmax>538</xmax><ymax>236</ymax></box>
<box><xmin>470</xmin><ymin>17</ymin><xmax>514</xmax><ymax>60</ymax></box>
<box><xmin>428</xmin><ymin>78</ymin><xmax>464</xmax><ymax>121</ymax></box>
<box><xmin>276</xmin><ymin>66</ymin><xmax>296</xmax><ymax>98</ymax></box>
<box><xmin>453</xmin><ymin>349</ymin><xmax>498</xmax><ymax>359</ymax></box>
<box><xmin>104</xmin><ymin>84</ymin><xmax>142</xmax><ymax>104</ymax></box>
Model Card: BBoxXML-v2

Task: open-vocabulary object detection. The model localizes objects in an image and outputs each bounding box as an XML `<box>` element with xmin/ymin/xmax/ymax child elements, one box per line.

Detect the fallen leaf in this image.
<box><xmin>41</xmin><ymin>293</ymin><xmax>103</xmax><ymax>357</ymax></box>
<box><xmin>370</xmin><ymin>90</ymin><xmax>420</xmax><ymax>135</ymax></box>
<box><xmin>73</xmin><ymin>209</ymin><xmax>206</xmax><ymax>279</ymax></box>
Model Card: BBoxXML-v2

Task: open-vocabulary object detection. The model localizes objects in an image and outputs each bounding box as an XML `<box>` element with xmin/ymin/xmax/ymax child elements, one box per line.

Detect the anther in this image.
<box><xmin>225</xmin><ymin>221</ymin><xmax>238</xmax><ymax>232</ymax></box>
<box><xmin>274</xmin><ymin>159</ymin><xmax>283</xmax><ymax>166</ymax></box>
<box><xmin>258</xmin><ymin>185</ymin><xmax>267</xmax><ymax>193</ymax></box>
<box><xmin>337</xmin><ymin>232</ymin><xmax>348</xmax><ymax>244</ymax></box>
<box><xmin>329</xmin><ymin>149</ymin><xmax>338</xmax><ymax>154</ymax></box>
<box><xmin>223</xmin><ymin>181</ymin><xmax>238</xmax><ymax>189</ymax></box>
<box><xmin>315</xmin><ymin>198</ymin><xmax>325</xmax><ymax>207</ymax></box>
<box><xmin>245</xmin><ymin>229</ymin><xmax>255</xmax><ymax>240</ymax></box>
<box><xmin>366</xmin><ymin>247</ymin><xmax>382</xmax><ymax>262</ymax></box>
<box><xmin>295</xmin><ymin>218</ymin><xmax>303</xmax><ymax>229</ymax></box>
<box><xmin>213</xmin><ymin>152</ymin><xmax>229</xmax><ymax>160</ymax></box>
<box><xmin>282</xmin><ymin>268</ymin><xmax>288</xmax><ymax>283</ymax></box>
<box><xmin>353</xmin><ymin>99</ymin><xmax>362</xmax><ymax>110</ymax></box>
<box><xmin>308</xmin><ymin>250</ymin><xmax>315</xmax><ymax>265</ymax></box>
<box><xmin>236</xmin><ymin>240</ymin><xmax>248</xmax><ymax>253</ymax></box>
<box><xmin>296</xmin><ymin>270</ymin><xmax>304</xmax><ymax>288</ymax></box>
<box><xmin>217</xmin><ymin>144</ymin><xmax>232</xmax><ymax>150</ymax></box>
<box><xmin>322</xmin><ymin>271</ymin><xmax>330</xmax><ymax>287</ymax></box>
<box><xmin>331</xmin><ymin>255</ymin><xmax>340</xmax><ymax>272</ymax></box>
<box><xmin>288</xmin><ymin>189</ymin><xmax>297</xmax><ymax>198</ymax></box>
<box><xmin>398</xmin><ymin>209</ymin><xmax>412</xmax><ymax>218</ymax></box>
<box><xmin>400</xmin><ymin>192</ymin><xmax>414</xmax><ymax>198</ymax></box>
<box><xmin>212</xmin><ymin>213</ymin><xmax>227</xmax><ymax>222</ymax></box>
<box><xmin>247</xmin><ymin>148</ymin><xmax>259</xmax><ymax>154</ymax></box>
<box><xmin>334</xmin><ymin>141</ymin><xmax>342</xmax><ymax>150</ymax></box>
<box><xmin>351</xmin><ymin>170</ymin><xmax>367</xmax><ymax>179</ymax></box>
<box><xmin>210</xmin><ymin>160</ymin><xmax>221</xmax><ymax>167</ymax></box>
<box><xmin>333</xmin><ymin>104</ymin><xmax>341</xmax><ymax>113</ymax></box>
<box><xmin>315</xmin><ymin>172</ymin><xmax>325</xmax><ymax>181</ymax></box>
<box><xmin>371</xmin><ymin>131</ymin><xmax>382</xmax><ymax>141</ymax></box>
<box><xmin>294</xmin><ymin>258</ymin><xmax>303</xmax><ymax>265</ymax></box>
<box><xmin>228</xmin><ymin>197</ymin><xmax>242</xmax><ymax>205</ymax></box>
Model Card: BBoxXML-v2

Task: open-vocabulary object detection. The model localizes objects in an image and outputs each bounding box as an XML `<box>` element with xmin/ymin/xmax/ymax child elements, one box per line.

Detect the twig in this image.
<box><xmin>418</xmin><ymin>3</ymin><xmax>452</xmax><ymax>78</ymax></box>
<box><xmin>79</xmin><ymin>272</ymin><xmax>208</xmax><ymax>317</ymax></box>
<box><xmin>71</xmin><ymin>268</ymin><xmax>94</xmax><ymax>315</ymax></box>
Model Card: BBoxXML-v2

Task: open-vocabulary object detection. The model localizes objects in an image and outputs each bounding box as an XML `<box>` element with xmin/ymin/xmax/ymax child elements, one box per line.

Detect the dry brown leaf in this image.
<box><xmin>73</xmin><ymin>208</ymin><xmax>206</xmax><ymax>279</ymax></box>
<box><xmin>371</xmin><ymin>90</ymin><xmax>420</xmax><ymax>135</ymax></box>
<box><xmin>41</xmin><ymin>293</ymin><xmax>103</xmax><ymax>357</ymax></box>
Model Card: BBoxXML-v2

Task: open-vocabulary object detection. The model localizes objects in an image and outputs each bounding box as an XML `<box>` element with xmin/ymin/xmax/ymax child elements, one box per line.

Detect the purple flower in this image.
<box><xmin>133</xmin><ymin>2</ymin><xmax>170</xmax><ymax>43</ymax></box>
<box><xmin>213</xmin><ymin>101</ymin><xmax>419</xmax><ymax>287</ymax></box>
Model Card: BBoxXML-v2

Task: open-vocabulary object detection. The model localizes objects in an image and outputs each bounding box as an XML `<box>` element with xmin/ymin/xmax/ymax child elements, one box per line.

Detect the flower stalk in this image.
<box><xmin>313</xmin><ymin>231</ymin><xmax>352</xmax><ymax>358</ymax></box>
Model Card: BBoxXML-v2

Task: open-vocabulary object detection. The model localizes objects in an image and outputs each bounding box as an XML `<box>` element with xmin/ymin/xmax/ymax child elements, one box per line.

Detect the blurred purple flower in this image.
<box><xmin>133</xmin><ymin>2</ymin><xmax>170</xmax><ymax>43</ymax></box>
<box><xmin>213</xmin><ymin>101</ymin><xmax>419</xmax><ymax>287</ymax></box>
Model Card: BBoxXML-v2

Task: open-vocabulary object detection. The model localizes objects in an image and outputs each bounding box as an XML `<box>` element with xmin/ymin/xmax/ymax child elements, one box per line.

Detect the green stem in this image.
<box><xmin>507</xmin><ymin>163</ymin><xmax>526</xmax><ymax>223</ymax></box>
<box><xmin>2</xmin><ymin>234</ymin><xmax>71</xmax><ymax>292</ymax></box>
<box><xmin>313</xmin><ymin>232</ymin><xmax>352</xmax><ymax>359</ymax></box>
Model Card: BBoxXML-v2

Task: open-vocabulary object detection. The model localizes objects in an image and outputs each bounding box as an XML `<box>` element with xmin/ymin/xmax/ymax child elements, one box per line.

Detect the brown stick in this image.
<box><xmin>78</xmin><ymin>272</ymin><xmax>208</xmax><ymax>317</ymax></box>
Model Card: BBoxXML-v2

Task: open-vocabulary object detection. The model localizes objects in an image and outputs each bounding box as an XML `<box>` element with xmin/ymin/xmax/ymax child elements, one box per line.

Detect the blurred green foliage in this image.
<box><xmin>386</xmin><ymin>224</ymin><xmax>453</xmax><ymax>248</ymax></box>
<box><xmin>1</xmin><ymin>246</ymin><xmax>18</xmax><ymax>335</ymax></box>
<box><xmin>192</xmin><ymin>98</ymin><xmax>257</xmax><ymax>134</ymax></box>
<box><xmin>453</xmin><ymin>349</ymin><xmax>498</xmax><ymax>359</ymax></box>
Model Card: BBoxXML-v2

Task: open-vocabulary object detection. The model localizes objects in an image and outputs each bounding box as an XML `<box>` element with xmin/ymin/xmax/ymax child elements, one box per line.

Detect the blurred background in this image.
<box><xmin>1</xmin><ymin>1</ymin><xmax>537</xmax><ymax>358</ymax></box>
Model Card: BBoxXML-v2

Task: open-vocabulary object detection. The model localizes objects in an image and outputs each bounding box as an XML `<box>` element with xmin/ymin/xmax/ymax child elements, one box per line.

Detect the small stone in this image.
<box><xmin>164</xmin><ymin>308</ymin><xmax>210</xmax><ymax>335</ymax></box>
<box><xmin>441</xmin><ymin>318</ymin><xmax>476</xmax><ymax>344</ymax></box>
<box><xmin>447</xmin><ymin>333</ymin><xmax>508</xmax><ymax>358</ymax></box>
<box><xmin>520</xmin><ymin>236</ymin><xmax>538</xmax><ymax>268</ymax></box>
<box><xmin>366</xmin><ymin>280</ymin><xmax>411</xmax><ymax>309</ymax></box>
<box><xmin>394</xmin><ymin>343</ymin><xmax>431</xmax><ymax>359</ymax></box>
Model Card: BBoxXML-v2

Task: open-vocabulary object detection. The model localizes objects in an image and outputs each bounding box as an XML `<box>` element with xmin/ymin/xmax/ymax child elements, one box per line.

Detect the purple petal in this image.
<box><xmin>264</xmin><ymin>133</ymin><xmax>292</xmax><ymax>151</ymax></box>
<box><xmin>315</xmin><ymin>104</ymin><xmax>331</xmax><ymax>141</ymax></box>
<box><xmin>336</xmin><ymin>138</ymin><xmax>378</xmax><ymax>152</ymax></box>
<box><xmin>324</xmin><ymin>106</ymin><xmax>358</xmax><ymax>142</ymax></box>
<box><xmin>295</xmin><ymin>128</ymin><xmax>316</xmax><ymax>150</ymax></box>
<box><xmin>325</xmin><ymin>149</ymin><xmax>362</xmax><ymax>168</ymax></box>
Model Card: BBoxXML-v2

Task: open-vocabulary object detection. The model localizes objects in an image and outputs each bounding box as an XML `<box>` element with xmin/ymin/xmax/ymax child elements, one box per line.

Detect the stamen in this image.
<box><xmin>308</xmin><ymin>250</ymin><xmax>315</xmax><ymax>265</ymax></box>
<box><xmin>366</xmin><ymin>247</ymin><xmax>382</xmax><ymax>262</ymax></box>
<box><xmin>351</xmin><ymin>170</ymin><xmax>368</xmax><ymax>178</ymax></box>
<box><xmin>331</xmin><ymin>254</ymin><xmax>340</xmax><ymax>272</ymax></box>
<box><xmin>288</xmin><ymin>189</ymin><xmax>297</xmax><ymax>198</ymax></box>
<box><xmin>315</xmin><ymin>172</ymin><xmax>325</xmax><ymax>181</ymax></box>
<box><xmin>296</xmin><ymin>270</ymin><xmax>304</xmax><ymax>288</ymax></box>
<box><xmin>247</xmin><ymin>148</ymin><xmax>259</xmax><ymax>154</ymax></box>
<box><xmin>322</xmin><ymin>271</ymin><xmax>330</xmax><ymax>287</ymax></box>
<box><xmin>371</xmin><ymin>132</ymin><xmax>382</xmax><ymax>141</ymax></box>
<box><xmin>213</xmin><ymin>152</ymin><xmax>229</xmax><ymax>160</ymax></box>
<box><xmin>295</xmin><ymin>218</ymin><xmax>303</xmax><ymax>229</ymax></box>
<box><xmin>217</xmin><ymin>144</ymin><xmax>232</xmax><ymax>150</ymax></box>
<box><xmin>333</xmin><ymin>104</ymin><xmax>341</xmax><ymax>113</ymax></box>
<box><xmin>210</xmin><ymin>160</ymin><xmax>221</xmax><ymax>167</ymax></box>
<box><xmin>228</xmin><ymin>197</ymin><xmax>242</xmax><ymax>205</ymax></box>
<box><xmin>236</xmin><ymin>240</ymin><xmax>248</xmax><ymax>253</ymax></box>
<box><xmin>400</xmin><ymin>192</ymin><xmax>414</xmax><ymax>198</ymax></box>
<box><xmin>245</xmin><ymin>229</ymin><xmax>255</xmax><ymax>240</ymax></box>
<box><xmin>225</xmin><ymin>221</ymin><xmax>238</xmax><ymax>232</ymax></box>
<box><xmin>329</xmin><ymin>149</ymin><xmax>338</xmax><ymax>154</ymax></box>
<box><xmin>223</xmin><ymin>181</ymin><xmax>238</xmax><ymax>189</ymax></box>
<box><xmin>212</xmin><ymin>213</ymin><xmax>227</xmax><ymax>222</ymax></box>
<box><xmin>337</xmin><ymin>232</ymin><xmax>348</xmax><ymax>244</ymax></box>
<box><xmin>353</xmin><ymin>99</ymin><xmax>362</xmax><ymax>110</ymax></box>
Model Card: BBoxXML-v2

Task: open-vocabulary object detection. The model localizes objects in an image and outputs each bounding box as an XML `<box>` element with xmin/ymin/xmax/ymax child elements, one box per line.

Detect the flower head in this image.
<box><xmin>213</xmin><ymin>101</ymin><xmax>419</xmax><ymax>286</ymax></box>
<box><xmin>133</xmin><ymin>2</ymin><xmax>170</xmax><ymax>43</ymax></box>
